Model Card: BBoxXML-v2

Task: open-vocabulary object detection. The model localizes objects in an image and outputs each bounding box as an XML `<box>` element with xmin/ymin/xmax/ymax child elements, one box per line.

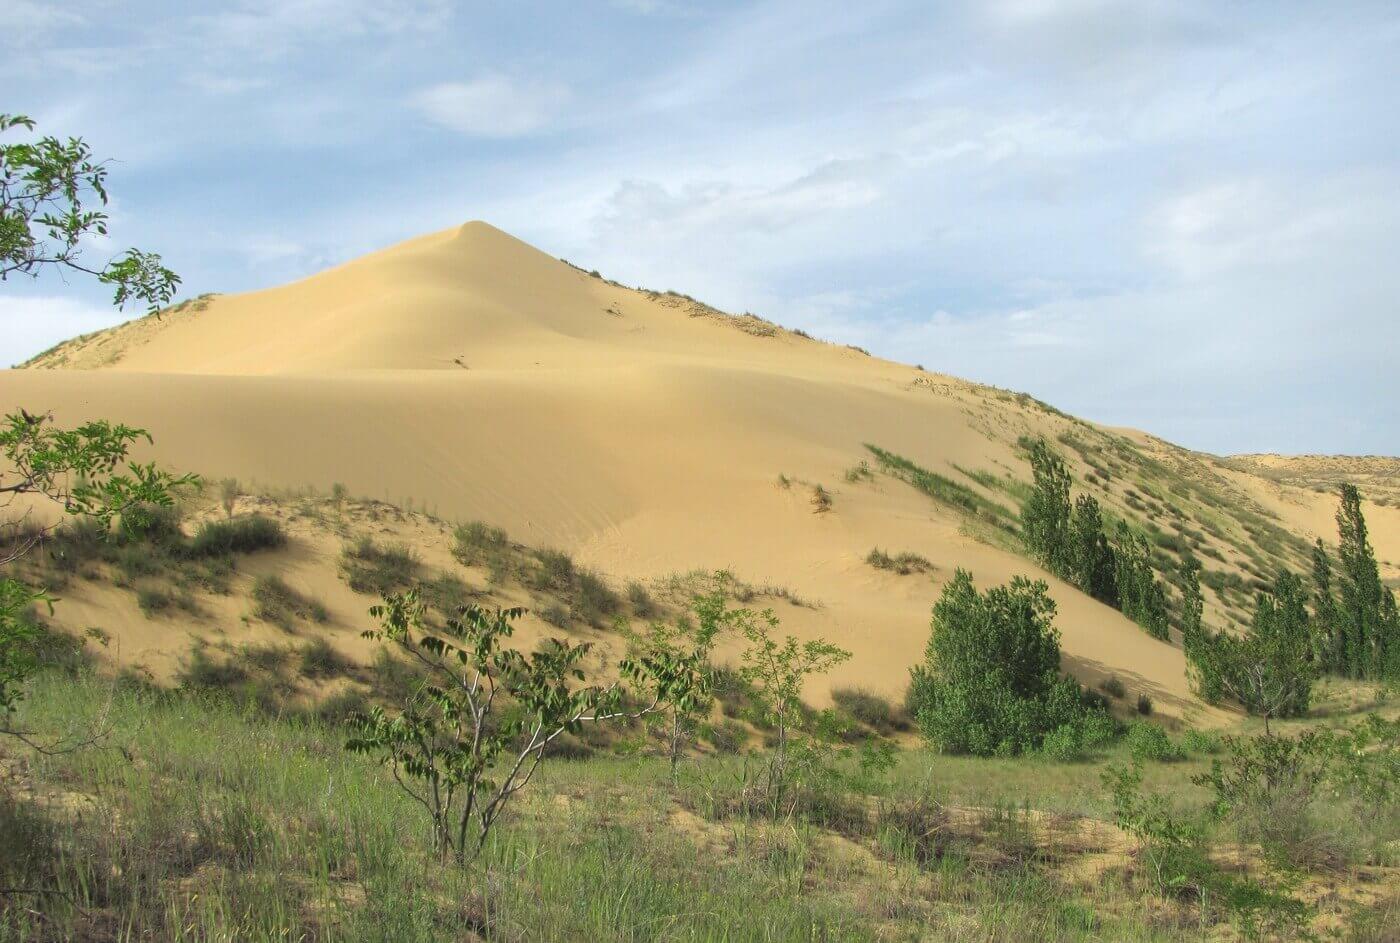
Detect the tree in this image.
<box><xmin>2</xmin><ymin>113</ymin><xmax>190</xmax><ymax>741</ymax></box>
<box><xmin>1179</xmin><ymin>552</ymin><xmax>1228</xmax><ymax>703</ymax></box>
<box><xmin>620</xmin><ymin>573</ymin><xmax>736</xmax><ymax>779</ymax></box>
<box><xmin>908</xmin><ymin>569</ymin><xmax>1097</xmax><ymax>756</ymax></box>
<box><xmin>1021</xmin><ymin>438</ymin><xmax>1073</xmax><ymax>578</ymax></box>
<box><xmin>736</xmin><ymin>607</ymin><xmax>851</xmax><ymax>815</ymax></box>
<box><xmin>1219</xmin><ymin>571</ymin><xmax>1316</xmax><ymax>734</ymax></box>
<box><xmin>347</xmin><ymin>589</ymin><xmax>681</xmax><ymax>862</ymax></box>
<box><xmin>1069</xmin><ymin>494</ymin><xmax>1118</xmax><ymax>605</ymax></box>
<box><xmin>1309</xmin><ymin>539</ymin><xmax>1341</xmax><ymax>671</ymax></box>
<box><xmin>2</xmin><ymin>114</ymin><xmax>178</xmax><ymax>308</ymax></box>
<box><xmin>1112</xmin><ymin>524</ymin><xmax>1169</xmax><ymax>640</ymax></box>
<box><xmin>1334</xmin><ymin>485</ymin><xmax>1395</xmax><ymax>679</ymax></box>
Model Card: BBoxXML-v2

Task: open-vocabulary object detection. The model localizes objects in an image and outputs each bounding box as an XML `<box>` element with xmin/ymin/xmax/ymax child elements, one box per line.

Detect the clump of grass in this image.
<box><xmin>188</xmin><ymin>514</ymin><xmax>286</xmax><ymax>557</ymax></box>
<box><xmin>810</xmin><ymin>484</ymin><xmax>832</xmax><ymax>513</ymax></box>
<box><xmin>136</xmin><ymin>586</ymin><xmax>172</xmax><ymax>616</ymax></box>
<box><xmin>539</xmin><ymin>603</ymin><xmax>570</xmax><ymax>628</ymax></box>
<box><xmin>252</xmin><ymin>574</ymin><xmax>329</xmax><ymax>628</ymax></box>
<box><xmin>776</xmin><ymin>473</ymin><xmax>791</xmax><ymax>489</ymax></box>
<box><xmin>866</xmin><ymin>444</ymin><xmax>1017</xmax><ymax>531</ymax></box>
<box><xmin>832</xmin><ymin>687</ymin><xmax>910</xmax><ymax>735</ymax></box>
<box><xmin>178</xmin><ymin>646</ymin><xmax>249</xmax><ymax>690</ymax></box>
<box><xmin>627</xmin><ymin>580</ymin><xmax>656</xmax><ymax>618</ymax></box>
<box><xmin>339</xmin><ymin>536</ymin><xmax>418</xmax><ymax>594</ymax></box>
<box><xmin>298</xmin><ymin>636</ymin><xmax>350</xmax><ymax>678</ymax></box>
<box><xmin>843</xmin><ymin>461</ymin><xmax>872</xmax><ymax>484</ymax></box>
<box><xmin>575</xmin><ymin>569</ymin><xmax>622</xmax><ymax>626</ymax></box>
<box><xmin>1099</xmin><ymin>675</ymin><xmax>1126</xmax><ymax>699</ymax></box>
<box><xmin>419</xmin><ymin>570</ymin><xmax>473</xmax><ymax>615</ymax></box>
<box><xmin>533</xmin><ymin>548</ymin><xmax>575</xmax><ymax>592</ymax></box>
<box><xmin>237</xmin><ymin>643</ymin><xmax>290</xmax><ymax>673</ymax></box>
<box><xmin>1136</xmin><ymin>693</ymin><xmax>1155</xmax><ymax>716</ymax></box>
<box><xmin>865</xmin><ymin>548</ymin><xmax>932</xmax><ymax>575</ymax></box>
<box><xmin>451</xmin><ymin>520</ymin><xmax>509</xmax><ymax>568</ymax></box>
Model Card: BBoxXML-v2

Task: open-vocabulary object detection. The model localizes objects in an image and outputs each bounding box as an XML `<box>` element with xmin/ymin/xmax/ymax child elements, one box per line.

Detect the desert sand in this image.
<box><xmin>4</xmin><ymin>222</ymin><xmax>1397</xmax><ymax>721</ymax></box>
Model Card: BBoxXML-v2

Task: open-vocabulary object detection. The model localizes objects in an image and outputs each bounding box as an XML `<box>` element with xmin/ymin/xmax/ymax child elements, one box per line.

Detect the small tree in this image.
<box><xmin>908</xmin><ymin>569</ymin><xmax>1095</xmax><ymax>756</ymax></box>
<box><xmin>1112</xmin><ymin>524</ymin><xmax>1169</xmax><ymax>640</ymax></box>
<box><xmin>1309</xmin><ymin>539</ymin><xmax>1341</xmax><ymax>671</ymax></box>
<box><xmin>736</xmin><ymin>607</ymin><xmax>851</xmax><ymax>815</ymax></box>
<box><xmin>1334</xmin><ymin>485</ymin><xmax>1395</xmax><ymax>679</ymax></box>
<box><xmin>1219</xmin><ymin>571</ymin><xmax>1316</xmax><ymax>735</ymax></box>
<box><xmin>347</xmin><ymin>589</ymin><xmax>679</xmax><ymax>862</ymax></box>
<box><xmin>620</xmin><ymin>574</ymin><xmax>737</xmax><ymax>779</ymax></box>
<box><xmin>1021</xmin><ymin>438</ymin><xmax>1072</xmax><ymax>577</ymax></box>
<box><xmin>1069</xmin><ymin>493</ymin><xmax>1118</xmax><ymax>605</ymax></box>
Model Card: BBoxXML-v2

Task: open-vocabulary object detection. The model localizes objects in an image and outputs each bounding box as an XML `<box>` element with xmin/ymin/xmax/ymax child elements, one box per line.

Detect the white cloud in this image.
<box><xmin>411</xmin><ymin>76</ymin><xmax>571</xmax><ymax>138</ymax></box>
<box><xmin>0</xmin><ymin>296</ymin><xmax>125</xmax><ymax>368</ymax></box>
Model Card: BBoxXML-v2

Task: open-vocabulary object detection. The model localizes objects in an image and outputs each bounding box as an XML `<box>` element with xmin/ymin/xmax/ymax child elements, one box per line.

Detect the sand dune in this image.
<box><xmin>5</xmin><ymin>222</ymin><xmax>1395</xmax><ymax>720</ymax></box>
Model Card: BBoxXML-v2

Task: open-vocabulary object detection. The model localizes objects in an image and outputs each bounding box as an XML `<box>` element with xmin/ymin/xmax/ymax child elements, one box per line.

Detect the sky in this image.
<box><xmin>3</xmin><ymin>0</ymin><xmax>1398</xmax><ymax>456</ymax></box>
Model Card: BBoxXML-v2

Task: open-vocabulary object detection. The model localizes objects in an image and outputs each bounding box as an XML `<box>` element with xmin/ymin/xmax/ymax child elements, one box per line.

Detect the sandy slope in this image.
<box><xmin>4</xmin><ymin>222</ymin><xmax>1395</xmax><ymax>720</ymax></box>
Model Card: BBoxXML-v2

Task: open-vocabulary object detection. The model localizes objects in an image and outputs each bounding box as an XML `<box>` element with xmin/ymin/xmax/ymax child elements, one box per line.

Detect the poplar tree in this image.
<box><xmin>1021</xmin><ymin>439</ymin><xmax>1073</xmax><ymax>579</ymax></box>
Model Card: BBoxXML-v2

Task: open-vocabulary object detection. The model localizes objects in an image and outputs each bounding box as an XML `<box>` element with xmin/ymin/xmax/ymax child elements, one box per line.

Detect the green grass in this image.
<box><xmin>252</xmin><ymin>574</ymin><xmax>329</xmax><ymax>628</ymax></box>
<box><xmin>339</xmin><ymin>536</ymin><xmax>419</xmax><ymax>595</ymax></box>
<box><xmin>866</xmin><ymin>444</ymin><xmax>1018</xmax><ymax>532</ymax></box>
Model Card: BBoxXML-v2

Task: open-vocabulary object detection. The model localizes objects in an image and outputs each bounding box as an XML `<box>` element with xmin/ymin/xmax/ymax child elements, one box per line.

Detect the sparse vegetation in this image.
<box><xmin>865</xmin><ymin>547</ymin><xmax>932</xmax><ymax>574</ymax></box>
<box><xmin>252</xmin><ymin>574</ymin><xmax>329</xmax><ymax>628</ymax></box>
<box><xmin>339</xmin><ymin>536</ymin><xmax>419</xmax><ymax>595</ymax></box>
<box><xmin>188</xmin><ymin>514</ymin><xmax>286</xmax><ymax>558</ymax></box>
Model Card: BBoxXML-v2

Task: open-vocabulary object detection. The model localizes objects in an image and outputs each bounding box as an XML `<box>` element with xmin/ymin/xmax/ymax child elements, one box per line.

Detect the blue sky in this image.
<box><xmin>3</xmin><ymin>0</ymin><xmax>1397</xmax><ymax>455</ymax></box>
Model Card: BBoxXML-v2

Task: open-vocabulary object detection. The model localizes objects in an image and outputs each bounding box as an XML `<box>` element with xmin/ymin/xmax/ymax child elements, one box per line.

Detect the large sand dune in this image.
<box><xmin>5</xmin><ymin>222</ymin><xmax>1396</xmax><ymax>720</ymax></box>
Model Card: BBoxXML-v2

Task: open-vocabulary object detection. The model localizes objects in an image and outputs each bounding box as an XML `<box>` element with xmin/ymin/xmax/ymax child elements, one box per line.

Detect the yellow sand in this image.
<box><xmin>5</xmin><ymin>222</ymin><xmax>1395</xmax><ymax>720</ymax></box>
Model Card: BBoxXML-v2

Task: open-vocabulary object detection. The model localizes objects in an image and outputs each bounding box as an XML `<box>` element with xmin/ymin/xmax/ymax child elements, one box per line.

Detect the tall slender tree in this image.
<box><xmin>1335</xmin><ymin>485</ymin><xmax>1392</xmax><ymax>678</ymax></box>
<box><xmin>1069</xmin><ymin>494</ymin><xmax>1118</xmax><ymax>605</ymax></box>
<box><xmin>1309</xmin><ymin>539</ymin><xmax>1341</xmax><ymax>671</ymax></box>
<box><xmin>1022</xmin><ymin>439</ymin><xmax>1073</xmax><ymax>579</ymax></box>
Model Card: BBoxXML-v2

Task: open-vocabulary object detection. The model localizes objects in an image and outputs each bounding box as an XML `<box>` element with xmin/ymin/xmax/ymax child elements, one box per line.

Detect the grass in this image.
<box><xmin>2</xmin><ymin>672</ymin><xmax>1395</xmax><ymax>941</ymax></box>
<box><xmin>188</xmin><ymin>514</ymin><xmax>287</xmax><ymax>557</ymax></box>
<box><xmin>252</xmin><ymin>574</ymin><xmax>329</xmax><ymax>629</ymax></box>
<box><xmin>338</xmin><ymin>536</ymin><xmax>419</xmax><ymax>595</ymax></box>
<box><xmin>865</xmin><ymin>547</ymin><xmax>933</xmax><ymax>575</ymax></box>
<box><xmin>866</xmin><ymin>444</ymin><xmax>1018</xmax><ymax>532</ymax></box>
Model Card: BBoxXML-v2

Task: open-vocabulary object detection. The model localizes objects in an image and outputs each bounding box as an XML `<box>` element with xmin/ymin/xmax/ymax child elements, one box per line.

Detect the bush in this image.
<box><xmin>188</xmin><ymin>515</ymin><xmax>286</xmax><ymax>558</ymax></box>
<box><xmin>908</xmin><ymin>570</ymin><xmax>1109</xmax><ymax>756</ymax></box>
<box><xmin>1182</xmin><ymin>728</ymin><xmax>1221</xmax><ymax>755</ymax></box>
<box><xmin>178</xmin><ymin>646</ymin><xmax>249</xmax><ymax>690</ymax></box>
<box><xmin>538</xmin><ymin>604</ymin><xmax>569</xmax><ymax>628</ymax></box>
<box><xmin>419</xmin><ymin>571</ymin><xmax>472</xmax><ymax>615</ymax></box>
<box><xmin>1125</xmin><ymin>722</ymin><xmax>1185</xmax><ymax>763</ymax></box>
<box><xmin>252</xmin><ymin>575</ymin><xmax>329</xmax><ymax>628</ymax></box>
<box><xmin>865</xmin><ymin>548</ymin><xmax>932</xmax><ymax>575</ymax></box>
<box><xmin>1136</xmin><ymin>693</ymin><xmax>1154</xmax><ymax>716</ymax></box>
<box><xmin>627</xmin><ymin>580</ymin><xmax>656</xmax><ymax>618</ymax></box>
<box><xmin>339</xmin><ymin>537</ymin><xmax>418</xmax><ymax>595</ymax></box>
<box><xmin>1099</xmin><ymin>675</ymin><xmax>1126</xmax><ymax>699</ymax></box>
<box><xmin>534</xmin><ymin>548</ymin><xmax>575</xmax><ymax>591</ymax></box>
<box><xmin>136</xmin><ymin>586</ymin><xmax>172</xmax><ymax>615</ymax></box>
<box><xmin>706</xmin><ymin>719</ymin><xmax>748</xmax><ymax>755</ymax></box>
<box><xmin>575</xmin><ymin>569</ymin><xmax>621</xmax><ymax>626</ymax></box>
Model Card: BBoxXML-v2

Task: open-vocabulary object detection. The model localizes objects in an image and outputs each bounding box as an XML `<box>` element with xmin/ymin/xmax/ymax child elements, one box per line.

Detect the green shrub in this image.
<box><xmin>1182</xmin><ymin>728</ymin><xmax>1222</xmax><ymax>755</ymax></box>
<box><xmin>451</xmin><ymin>520</ymin><xmax>508</xmax><ymax>566</ymax></box>
<box><xmin>865</xmin><ymin>548</ymin><xmax>931</xmax><ymax>575</ymax></box>
<box><xmin>832</xmin><ymin>687</ymin><xmax>909</xmax><ymax>734</ymax></box>
<box><xmin>1125</xmin><ymin>722</ymin><xmax>1184</xmax><ymax>763</ymax></box>
<box><xmin>1136</xmin><ymin>693</ymin><xmax>1154</xmax><ymax>716</ymax></box>
<box><xmin>907</xmin><ymin>569</ymin><xmax>1107</xmax><ymax>756</ymax></box>
<box><xmin>136</xmin><ymin>586</ymin><xmax>172</xmax><ymax>615</ymax></box>
<box><xmin>534</xmin><ymin>548</ymin><xmax>575</xmax><ymax>591</ymax></box>
<box><xmin>706</xmin><ymin>719</ymin><xmax>748</xmax><ymax>755</ymax></box>
<box><xmin>188</xmin><ymin>514</ymin><xmax>286</xmax><ymax>557</ymax></box>
<box><xmin>339</xmin><ymin>537</ymin><xmax>418</xmax><ymax>594</ymax></box>
<box><xmin>1099</xmin><ymin>675</ymin><xmax>1126</xmax><ymax>699</ymax></box>
<box><xmin>627</xmin><ymin>580</ymin><xmax>656</xmax><ymax>617</ymax></box>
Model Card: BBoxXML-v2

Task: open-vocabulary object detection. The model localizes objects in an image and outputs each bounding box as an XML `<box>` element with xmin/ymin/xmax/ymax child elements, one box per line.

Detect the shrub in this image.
<box><xmin>706</xmin><ymin>719</ymin><xmax>748</xmax><ymax>755</ymax></box>
<box><xmin>339</xmin><ymin>537</ymin><xmax>418</xmax><ymax>595</ymax></box>
<box><xmin>538</xmin><ymin>604</ymin><xmax>569</xmax><ymax>628</ymax></box>
<box><xmin>317</xmin><ymin>686</ymin><xmax>369</xmax><ymax>725</ymax></box>
<box><xmin>1125</xmin><ymin>722</ymin><xmax>1185</xmax><ymax>763</ymax></box>
<box><xmin>419</xmin><ymin>571</ymin><xmax>472</xmax><ymax>616</ymax></box>
<box><xmin>1136</xmin><ymin>693</ymin><xmax>1154</xmax><ymax>715</ymax></box>
<box><xmin>1099</xmin><ymin>675</ymin><xmax>1126</xmax><ymax>699</ymax></box>
<box><xmin>810</xmin><ymin>484</ymin><xmax>832</xmax><ymax>513</ymax></box>
<box><xmin>188</xmin><ymin>514</ymin><xmax>286</xmax><ymax>557</ymax></box>
<box><xmin>178</xmin><ymin>646</ymin><xmax>249</xmax><ymax>690</ymax></box>
<box><xmin>252</xmin><ymin>574</ymin><xmax>328</xmax><ymax>628</ymax></box>
<box><xmin>908</xmin><ymin>569</ymin><xmax>1105</xmax><ymax>756</ymax></box>
<box><xmin>534</xmin><ymin>548</ymin><xmax>575</xmax><ymax>591</ymax></box>
<box><xmin>1182</xmin><ymin>728</ymin><xmax>1221</xmax><ymax>755</ymax></box>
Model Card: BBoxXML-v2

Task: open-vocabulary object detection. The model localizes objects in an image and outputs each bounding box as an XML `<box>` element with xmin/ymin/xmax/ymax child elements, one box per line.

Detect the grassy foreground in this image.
<box><xmin>1</xmin><ymin>672</ymin><xmax>1396</xmax><ymax>942</ymax></box>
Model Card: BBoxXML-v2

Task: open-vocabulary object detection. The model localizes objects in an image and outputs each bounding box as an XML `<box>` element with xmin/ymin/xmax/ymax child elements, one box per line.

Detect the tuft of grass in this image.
<box><xmin>533</xmin><ymin>548</ymin><xmax>575</xmax><ymax>592</ymax></box>
<box><xmin>865</xmin><ymin>548</ymin><xmax>932</xmax><ymax>575</ymax></box>
<box><xmin>252</xmin><ymin>574</ymin><xmax>329</xmax><ymax>628</ymax></box>
<box><xmin>298</xmin><ymin>636</ymin><xmax>351</xmax><ymax>678</ymax></box>
<box><xmin>810</xmin><ymin>484</ymin><xmax>832</xmax><ymax>513</ymax></box>
<box><xmin>866</xmin><ymin>445</ymin><xmax>1017</xmax><ymax>531</ymax></box>
<box><xmin>1136</xmin><ymin>693</ymin><xmax>1154</xmax><ymax>716</ymax></box>
<box><xmin>339</xmin><ymin>536</ymin><xmax>419</xmax><ymax>595</ymax></box>
<box><xmin>575</xmin><ymin>569</ymin><xmax>622</xmax><ymax>626</ymax></box>
<box><xmin>626</xmin><ymin>580</ymin><xmax>656</xmax><ymax>618</ymax></box>
<box><xmin>832</xmin><ymin>687</ymin><xmax>910</xmax><ymax>735</ymax></box>
<box><xmin>136</xmin><ymin>586</ymin><xmax>172</xmax><ymax>616</ymax></box>
<box><xmin>1099</xmin><ymin>675</ymin><xmax>1126</xmax><ymax>699</ymax></box>
<box><xmin>188</xmin><ymin>514</ymin><xmax>286</xmax><ymax>558</ymax></box>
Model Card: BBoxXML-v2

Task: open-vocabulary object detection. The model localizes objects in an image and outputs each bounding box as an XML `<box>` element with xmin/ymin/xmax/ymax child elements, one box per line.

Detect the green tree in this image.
<box><xmin>348</xmin><ymin>589</ymin><xmax>681</xmax><ymax>862</ymax></box>
<box><xmin>1220</xmin><ymin>571</ymin><xmax>1316</xmax><ymax>734</ymax></box>
<box><xmin>1069</xmin><ymin>493</ymin><xmax>1118</xmax><ymax>605</ymax></box>
<box><xmin>2</xmin><ymin>113</ymin><xmax>191</xmax><ymax>742</ymax></box>
<box><xmin>1021</xmin><ymin>438</ymin><xmax>1073</xmax><ymax>577</ymax></box>
<box><xmin>1112</xmin><ymin>524</ymin><xmax>1169</xmax><ymax>640</ymax></box>
<box><xmin>1309</xmin><ymin>538</ymin><xmax>1341</xmax><ymax>671</ymax></box>
<box><xmin>1335</xmin><ymin>485</ymin><xmax>1395</xmax><ymax>678</ymax></box>
<box><xmin>736</xmin><ymin>608</ymin><xmax>851</xmax><ymax>815</ymax></box>
<box><xmin>908</xmin><ymin>569</ymin><xmax>1096</xmax><ymax>756</ymax></box>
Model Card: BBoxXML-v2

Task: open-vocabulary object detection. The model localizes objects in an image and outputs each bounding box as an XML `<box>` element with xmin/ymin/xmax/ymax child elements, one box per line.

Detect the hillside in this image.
<box><xmin>4</xmin><ymin>222</ymin><xmax>1398</xmax><ymax>721</ymax></box>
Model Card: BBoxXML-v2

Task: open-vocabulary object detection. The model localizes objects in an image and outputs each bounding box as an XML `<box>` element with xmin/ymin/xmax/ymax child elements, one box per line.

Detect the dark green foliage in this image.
<box><xmin>1331</xmin><ymin>485</ymin><xmax>1399</xmax><ymax>679</ymax></box>
<box><xmin>1112</xmin><ymin>524</ymin><xmax>1170</xmax><ymax>640</ymax></box>
<box><xmin>1136</xmin><ymin>693</ymin><xmax>1154</xmax><ymax>716</ymax></box>
<box><xmin>188</xmin><ymin>514</ymin><xmax>286</xmax><ymax>558</ymax></box>
<box><xmin>908</xmin><ymin>570</ymin><xmax>1109</xmax><ymax>756</ymax></box>
<box><xmin>1021</xmin><ymin>439</ymin><xmax>1073</xmax><ymax>575</ymax></box>
<box><xmin>1098</xmin><ymin>675</ymin><xmax>1126</xmax><ymax>699</ymax></box>
<box><xmin>831</xmin><ymin>687</ymin><xmax>909</xmax><ymax>735</ymax></box>
<box><xmin>1068</xmin><ymin>494</ymin><xmax>1118</xmax><ymax>605</ymax></box>
<box><xmin>1125</xmin><ymin>722</ymin><xmax>1183</xmax><ymax>762</ymax></box>
<box><xmin>338</xmin><ymin>537</ymin><xmax>419</xmax><ymax>595</ymax></box>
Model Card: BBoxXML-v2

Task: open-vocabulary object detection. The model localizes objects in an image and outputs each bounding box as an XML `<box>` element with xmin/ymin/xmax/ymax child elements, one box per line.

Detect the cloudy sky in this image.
<box><xmin>4</xmin><ymin>0</ymin><xmax>1397</xmax><ymax>455</ymax></box>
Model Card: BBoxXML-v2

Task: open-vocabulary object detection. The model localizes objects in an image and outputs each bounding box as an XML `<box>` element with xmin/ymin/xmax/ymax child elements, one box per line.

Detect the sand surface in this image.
<box><xmin>4</xmin><ymin>222</ymin><xmax>1396</xmax><ymax>720</ymax></box>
